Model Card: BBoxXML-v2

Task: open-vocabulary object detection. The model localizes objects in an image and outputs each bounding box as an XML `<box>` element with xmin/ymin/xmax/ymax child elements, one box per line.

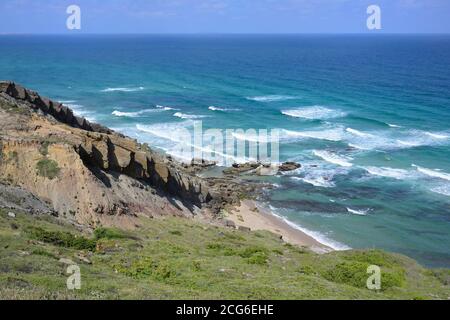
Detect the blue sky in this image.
<box><xmin>0</xmin><ymin>0</ymin><xmax>449</xmax><ymax>34</ymax></box>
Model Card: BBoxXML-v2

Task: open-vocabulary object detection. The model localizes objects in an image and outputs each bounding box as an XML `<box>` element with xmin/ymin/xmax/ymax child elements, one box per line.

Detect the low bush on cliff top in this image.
<box><xmin>36</xmin><ymin>159</ymin><xmax>60</xmax><ymax>180</ymax></box>
<box><xmin>94</xmin><ymin>227</ymin><xmax>127</xmax><ymax>240</ymax></box>
<box><xmin>321</xmin><ymin>261</ymin><xmax>405</xmax><ymax>291</ymax></box>
<box><xmin>26</xmin><ymin>226</ymin><xmax>96</xmax><ymax>251</ymax></box>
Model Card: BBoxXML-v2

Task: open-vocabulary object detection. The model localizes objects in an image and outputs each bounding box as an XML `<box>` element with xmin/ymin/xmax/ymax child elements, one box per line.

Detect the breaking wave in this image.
<box><xmin>313</xmin><ymin>150</ymin><xmax>353</xmax><ymax>167</ymax></box>
<box><xmin>247</xmin><ymin>95</ymin><xmax>299</xmax><ymax>102</ymax></box>
<box><xmin>173</xmin><ymin>112</ymin><xmax>208</xmax><ymax>120</ymax></box>
<box><xmin>413</xmin><ymin>165</ymin><xmax>450</xmax><ymax>181</ymax></box>
<box><xmin>363</xmin><ymin>167</ymin><xmax>410</xmax><ymax>180</ymax></box>
<box><xmin>209</xmin><ymin>106</ymin><xmax>241</xmax><ymax>112</ymax></box>
<box><xmin>347</xmin><ymin>208</ymin><xmax>369</xmax><ymax>216</ymax></box>
<box><xmin>282</xmin><ymin>106</ymin><xmax>346</xmax><ymax>120</ymax></box>
<box><xmin>112</xmin><ymin>108</ymin><xmax>159</xmax><ymax>118</ymax></box>
<box><xmin>101</xmin><ymin>87</ymin><xmax>145</xmax><ymax>92</ymax></box>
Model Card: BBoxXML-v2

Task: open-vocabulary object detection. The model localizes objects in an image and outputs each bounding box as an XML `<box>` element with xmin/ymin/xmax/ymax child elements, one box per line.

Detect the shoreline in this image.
<box><xmin>226</xmin><ymin>200</ymin><xmax>334</xmax><ymax>254</ymax></box>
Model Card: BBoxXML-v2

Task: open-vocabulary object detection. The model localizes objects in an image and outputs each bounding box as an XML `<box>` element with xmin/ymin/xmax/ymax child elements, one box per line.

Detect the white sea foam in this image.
<box><xmin>413</xmin><ymin>165</ymin><xmax>450</xmax><ymax>181</ymax></box>
<box><xmin>136</xmin><ymin>122</ymin><xmax>192</xmax><ymax>142</ymax></box>
<box><xmin>397</xmin><ymin>140</ymin><xmax>422</xmax><ymax>147</ymax></box>
<box><xmin>101</xmin><ymin>87</ymin><xmax>145</xmax><ymax>92</ymax></box>
<box><xmin>291</xmin><ymin>176</ymin><xmax>335</xmax><ymax>188</ymax></box>
<box><xmin>342</xmin><ymin>128</ymin><xmax>450</xmax><ymax>152</ymax></box>
<box><xmin>364</xmin><ymin>166</ymin><xmax>410</xmax><ymax>180</ymax></box>
<box><xmin>136</xmin><ymin>122</ymin><xmax>253</xmax><ymax>165</ymax></box>
<box><xmin>247</xmin><ymin>95</ymin><xmax>299</xmax><ymax>102</ymax></box>
<box><xmin>348</xmin><ymin>143</ymin><xmax>371</xmax><ymax>151</ymax></box>
<box><xmin>430</xmin><ymin>185</ymin><xmax>450</xmax><ymax>196</ymax></box>
<box><xmin>208</xmin><ymin>106</ymin><xmax>241</xmax><ymax>112</ymax></box>
<box><xmin>424</xmin><ymin>132</ymin><xmax>449</xmax><ymax>139</ymax></box>
<box><xmin>346</xmin><ymin>128</ymin><xmax>374</xmax><ymax>138</ymax></box>
<box><xmin>156</xmin><ymin>105</ymin><xmax>177</xmax><ymax>111</ymax></box>
<box><xmin>347</xmin><ymin>208</ymin><xmax>369</xmax><ymax>216</ymax></box>
<box><xmin>282</xmin><ymin>128</ymin><xmax>344</xmax><ymax>142</ymax></box>
<box><xmin>282</xmin><ymin>106</ymin><xmax>345</xmax><ymax>120</ymax></box>
<box><xmin>267</xmin><ymin>206</ymin><xmax>351</xmax><ymax>251</ymax></box>
<box><xmin>112</xmin><ymin>108</ymin><xmax>158</xmax><ymax>118</ymax></box>
<box><xmin>231</xmin><ymin>131</ymin><xmax>278</xmax><ymax>143</ymax></box>
<box><xmin>313</xmin><ymin>150</ymin><xmax>353</xmax><ymax>167</ymax></box>
<box><xmin>173</xmin><ymin>112</ymin><xmax>207</xmax><ymax>120</ymax></box>
<box><xmin>65</xmin><ymin>103</ymin><xmax>96</xmax><ymax>122</ymax></box>
<box><xmin>388</xmin><ymin>123</ymin><xmax>402</xmax><ymax>128</ymax></box>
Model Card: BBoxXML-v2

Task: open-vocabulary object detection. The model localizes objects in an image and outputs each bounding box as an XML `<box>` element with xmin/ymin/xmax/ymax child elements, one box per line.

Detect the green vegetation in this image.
<box><xmin>26</xmin><ymin>226</ymin><xmax>96</xmax><ymax>251</ymax></box>
<box><xmin>94</xmin><ymin>227</ymin><xmax>128</xmax><ymax>240</ymax></box>
<box><xmin>36</xmin><ymin>159</ymin><xmax>60</xmax><ymax>180</ymax></box>
<box><xmin>39</xmin><ymin>141</ymin><xmax>50</xmax><ymax>156</ymax></box>
<box><xmin>0</xmin><ymin>208</ymin><xmax>448</xmax><ymax>300</ymax></box>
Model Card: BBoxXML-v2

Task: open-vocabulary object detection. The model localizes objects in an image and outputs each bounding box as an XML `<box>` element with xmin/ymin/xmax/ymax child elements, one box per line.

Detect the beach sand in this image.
<box><xmin>227</xmin><ymin>200</ymin><xmax>332</xmax><ymax>254</ymax></box>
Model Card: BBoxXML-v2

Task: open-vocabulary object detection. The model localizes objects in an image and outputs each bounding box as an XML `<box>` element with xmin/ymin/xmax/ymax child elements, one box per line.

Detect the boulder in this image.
<box><xmin>278</xmin><ymin>162</ymin><xmax>301</xmax><ymax>172</ymax></box>
<box><xmin>223</xmin><ymin>219</ymin><xmax>236</xmax><ymax>228</ymax></box>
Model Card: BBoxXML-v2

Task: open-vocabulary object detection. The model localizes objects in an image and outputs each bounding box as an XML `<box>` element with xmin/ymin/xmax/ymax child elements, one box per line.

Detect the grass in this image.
<box><xmin>36</xmin><ymin>159</ymin><xmax>60</xmax><ymax>180</ymax></box>
<box><xmin>0</xmin><ymin>208</ymin><xmax>449</xmax><ymax>300</ymax></box>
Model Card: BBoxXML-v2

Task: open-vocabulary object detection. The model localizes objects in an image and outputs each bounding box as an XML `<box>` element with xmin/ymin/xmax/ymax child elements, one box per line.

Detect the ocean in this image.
<box><xmin>1</xmin><ymin>34</ymin><xmax>449</xmax><ymax>267</ymax></box>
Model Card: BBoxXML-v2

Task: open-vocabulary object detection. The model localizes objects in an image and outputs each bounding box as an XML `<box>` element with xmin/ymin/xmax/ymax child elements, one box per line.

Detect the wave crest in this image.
<box><xmin>101</xmin><ymin>87</ymin><xmax>145</xmax><ymax>93</ymax></box>
<box><xmin>313</xmin><ymin>150</ymin><xmax>353</xmax><ymax>167</ymax></box>
<box><xmin>247</xmin><ymin>95</ymin><xmax>299</xmax><ymax>102</ymax></box>
<box><xmin>282</xmin><ymin>106</ymin><xmax>346</xmax><ymax>120</ymax></box>
<box><xmin>173</xmin><ymin>112</ymin><xmax>208</xmax><ymax>120</ymax></box>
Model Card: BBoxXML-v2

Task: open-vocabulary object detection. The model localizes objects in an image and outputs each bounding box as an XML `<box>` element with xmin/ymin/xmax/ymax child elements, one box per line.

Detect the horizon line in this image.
<box><xmin>1</xmin><ymin>32</ymin><xmax>450</xmax><ymax>36</ymax></box>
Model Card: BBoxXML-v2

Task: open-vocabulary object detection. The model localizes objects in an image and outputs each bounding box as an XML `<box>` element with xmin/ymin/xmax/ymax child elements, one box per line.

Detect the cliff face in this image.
<box><xmin>0</xmin><ymin>81</ymin><xmax>241</xmax><ymax>227</ymax></box>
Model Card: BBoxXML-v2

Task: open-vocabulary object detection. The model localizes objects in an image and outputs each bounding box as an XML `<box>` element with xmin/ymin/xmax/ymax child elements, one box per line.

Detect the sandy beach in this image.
<box><xmin>227</xmin><ymin>200</ymin><xmax>333</xmax><ymax>254</ymax></box>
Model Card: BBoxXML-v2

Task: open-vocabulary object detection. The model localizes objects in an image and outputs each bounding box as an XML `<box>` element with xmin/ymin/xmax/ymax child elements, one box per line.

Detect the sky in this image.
<box><xmin>0</xmin><ymin>0</ymin><xmax>449</xmax><ymax>34</ymax></box>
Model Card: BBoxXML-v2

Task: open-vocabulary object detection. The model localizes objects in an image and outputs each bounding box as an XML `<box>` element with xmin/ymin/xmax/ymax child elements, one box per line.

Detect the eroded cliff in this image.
<box><xmin>0</xmin><ymin>81</ymin><xmax>245</xmax><ymax>227</ymax></box>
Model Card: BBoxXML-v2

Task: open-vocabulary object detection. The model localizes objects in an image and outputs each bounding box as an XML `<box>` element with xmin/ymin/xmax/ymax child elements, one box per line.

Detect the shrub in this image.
<box><xmin>428</xmin><ymin>269</ymin><xmax>450</xmax><ymax>286</ymax></box>
<box><xmin>31</xmin><ymin>248</ymin><xmax>58</xmax><ymax>259</ymax></box>
<box><xmin>323</xmin><ymin>261</ymin><xmax>405</xmax><ymax>291</ymax></box>
<box><xmin>238</xmin><ymin>246</ymin><xmax>268</xmax><ymax>259</ymax></box>
<box><xmin>342</xmin><ymin>250</ymin><xmax>399</xmax><ymax>268</ymax></box>
<box><xmin>323</xmin><ymin>261</ymin><xmax>369</xmax><ymax>289</ymax></box>
<box><xmin>247</xmin><ymin>252</ymin><xmax>268</xmax><ymax>265</ymax></box>
<box><xmin>298</xmin><ymin>265</ymin><xmax>316</xmax><ymax>276</ymax></box>
<box><xmin>36</xmin><ymin>159</ymin><xmax>60</xmax><ymax>180</ymax></box>
<box><xmin>26</xmin><ymin>226</ymin><xmax>96</xmax><ymax>251</ymax></box>
<box><xmin>169</xmin><ymin>230</ymin><xmax>182</xmax><ymax>236</ymax></box>
<box><xmin>192</xmin><ymin>261</ymin><xmax>202</xmax><ymax>272</ymax></box>
<box><xmin>94</xmin><ymin>227</ymin><xmax>126</xmax><ymax>240</ymax></box>
<box><xmin>115</xmin><ymin>257</ymin><xmax>176</xmax><ymax>281</ymax></box>
<box><xmin>39</xmin><ymin>141</ymin><xmax>50</xmax><ymax>156</ymax></box>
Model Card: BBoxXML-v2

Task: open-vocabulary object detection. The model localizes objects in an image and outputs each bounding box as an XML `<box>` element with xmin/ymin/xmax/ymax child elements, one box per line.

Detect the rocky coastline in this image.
<box><xmin>0</xmin><ymin>81</ymin><xmax>299</xmax><ymax>229</ymax></box>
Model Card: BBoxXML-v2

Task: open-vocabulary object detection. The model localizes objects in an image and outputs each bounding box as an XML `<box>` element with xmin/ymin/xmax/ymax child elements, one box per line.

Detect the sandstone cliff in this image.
<box><xmin>0</xmin><ymin>81</ymin><xmax>246</xmax><ymax>227</ymax></box>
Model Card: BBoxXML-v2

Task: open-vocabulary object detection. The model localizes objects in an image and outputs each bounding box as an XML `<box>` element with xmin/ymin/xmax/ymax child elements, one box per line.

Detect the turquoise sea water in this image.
<box><xmin>0</xmin><ymin>35</ymin><xmax>449</xmax><ymax>267</ymax></box>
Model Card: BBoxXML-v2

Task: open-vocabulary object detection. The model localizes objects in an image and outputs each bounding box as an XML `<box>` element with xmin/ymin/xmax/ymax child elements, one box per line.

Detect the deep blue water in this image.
<box><xmin>1</xmin><ymin>35</ymin><xmax>449</xmax><ymax>267</ymax></box>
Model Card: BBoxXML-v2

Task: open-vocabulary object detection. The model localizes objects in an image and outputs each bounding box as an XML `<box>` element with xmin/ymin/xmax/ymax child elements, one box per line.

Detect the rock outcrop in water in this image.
<box><xmin>0</xmin><ymin>81</ymin><xmax>248</xmax><ymax>227</ymax></box>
